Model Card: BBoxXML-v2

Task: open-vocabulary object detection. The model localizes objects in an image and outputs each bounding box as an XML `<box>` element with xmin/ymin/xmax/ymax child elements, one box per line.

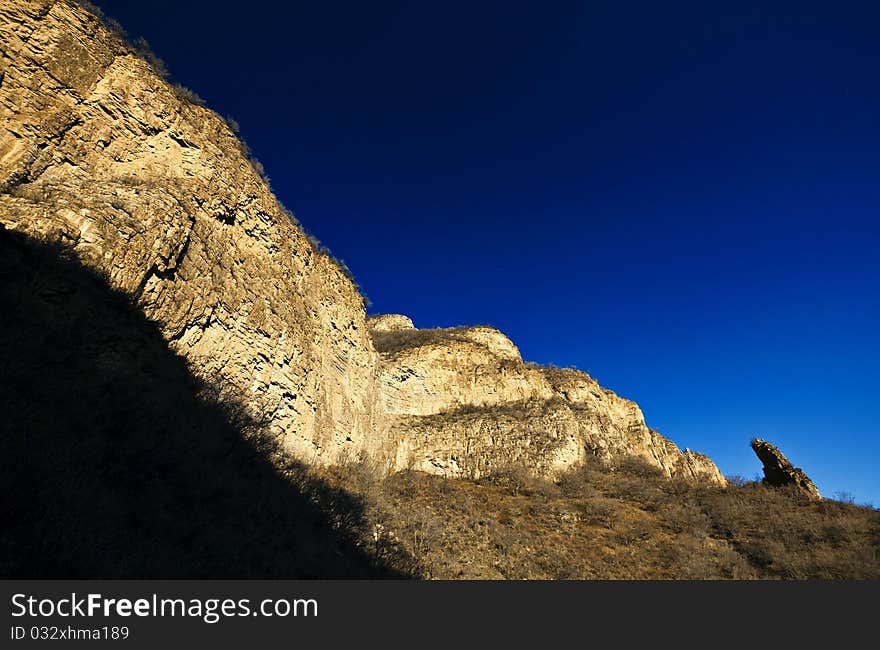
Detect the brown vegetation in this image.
<box><xmin>325</xmin><ymin>454</ymin><xmax>880</xmax><ymax>579</ymax></box>
<box><xmin>371</xmin><ymin>326</ymin><xmax>494</xmax><ymax>356</ymax></box>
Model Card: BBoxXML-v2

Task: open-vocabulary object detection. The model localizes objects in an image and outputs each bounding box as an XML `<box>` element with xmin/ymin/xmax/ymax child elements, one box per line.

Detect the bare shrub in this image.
<box><xmin>371</xmin><ymin>327</ymin><xmax>480</xmax><ymax>355</ymax></box>
<box><xmin>131</xmin><ymin>37</ymin><xmax>169</xmax><ymax>79</ymax></box>
<box><xmin>833</xmin><ymin>490</ymin><xmax>856</xmax><ymax>504</ymax></box>
<box><xmin>479</xmin><ymin>464</ymin><xmax>559</xmax><ymax>498</ymax></box>
<box><xmin>577</xmin><ymin>495</ymin><xmax>620</xmax><ymax>528</ymax></box>
<box><xmin>613</xmin><ymin>454</ymin><xmax>666</xmax><ymax>479</ymax></box>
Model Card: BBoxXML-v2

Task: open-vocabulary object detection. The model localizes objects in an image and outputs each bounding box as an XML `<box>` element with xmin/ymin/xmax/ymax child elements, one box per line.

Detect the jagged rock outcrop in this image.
<box><xmin>751</xmin><ymin>438</ymin><xmax>820</xmax><ymax>499</ymax></box>
<box><xmin>371</xmin><ymin>317</ymin><xmax>725</xmax><ymax>484</ymax></box>
<box><xmin>0</xmin><ymin>1</ymin><xmax>724</xmax><ymax>486</ymax></box>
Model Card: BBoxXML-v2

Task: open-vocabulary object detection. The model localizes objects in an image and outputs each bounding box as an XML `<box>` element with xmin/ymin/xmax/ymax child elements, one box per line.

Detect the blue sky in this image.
<box><xmin>95</xmin><ymin>0</ymin><xmax>879</xmax><ymax>505</ymax></box>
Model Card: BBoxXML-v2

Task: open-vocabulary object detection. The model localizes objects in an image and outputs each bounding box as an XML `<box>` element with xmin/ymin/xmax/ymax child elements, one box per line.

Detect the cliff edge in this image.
<box><xmin>0</xmin><ymin>0</ymin><xmax>384</xmax><ymax>464</ymax></box>
<box><xmin>370</xmin><ymin>316</ymin><xmax>724</xmax><ymax>483</ymax></box>
<box><xmin>0</xmin><ymin>0</ymin><xmax>723</xmax><ymax>485</ymax></box>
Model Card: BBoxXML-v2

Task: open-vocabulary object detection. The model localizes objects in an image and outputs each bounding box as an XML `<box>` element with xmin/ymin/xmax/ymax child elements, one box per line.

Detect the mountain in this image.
<box><xmin>0</xmin><ymin>0</ymin><xmax>722</xmax><ymax>483</ymax></box>
<box><xmin>370</xmin><ymin>315</ymin><xmax>723</xmax><ymax>482</ymax></box>
<box><xmin>2</xmin><ymin>0</ymin><xmax>877</xmax><ymax>579</ymax></box>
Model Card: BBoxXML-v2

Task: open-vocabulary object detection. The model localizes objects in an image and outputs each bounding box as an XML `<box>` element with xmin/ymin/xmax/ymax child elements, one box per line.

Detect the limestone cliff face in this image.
<box><xmin>1</xmin><ymin>0</ymin><xmax>724</xmax><ymax>485</ymax></box>
<box><xmin>370</xmin><ymin>317</ymin><xmax>725</xmax><ymax>484</ymax></box>
<box><xmin>0</xmin><ymin>0</ymin><xmax>384</xmax><ymax>462</ymax></box>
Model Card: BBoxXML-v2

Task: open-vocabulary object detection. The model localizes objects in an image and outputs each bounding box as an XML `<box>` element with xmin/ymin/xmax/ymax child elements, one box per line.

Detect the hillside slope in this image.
<box><xmin>2</xmin><ymin>1</ymin><xmax>877</xmax><ymax>581</ymax></box>
<box><xmin>355</xmin><ymin>463</ymin><xmax>879</xmax><ymax>579</ymax></box>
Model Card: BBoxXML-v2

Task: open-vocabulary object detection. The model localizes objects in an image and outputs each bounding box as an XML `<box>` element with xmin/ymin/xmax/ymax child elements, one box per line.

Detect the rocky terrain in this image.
<box><xmin>2</xmin><ymin>0</ymin><xmax>877</xmax><ymax>581</ymax></box>
<box><xmin>370</xmin><ymin>315</ymin><xmax>724</xmax><ymax>483</ymax></box>
<box><xmin>0</xmin><ymin>0</ymin><xmax>383</xmax><ymax>466</ymax></box>
<box><xmin>0</xmin><ymin>0</ymin><xmax>724</xmax><ymax>485</ymax></box>
<box><xmin>342</xmin><ymin>457</ymin><xmax>879</xmax><ymax>579</ymax></box>
<box><xmin>0</xmin><ymin>226</ymin><xmax>398</xmax><ymax>577</ymax></box>
<box><xmin>751</xmin><ymin>438</ymin><xmax>821</xmax><ymax>499</ymax></box>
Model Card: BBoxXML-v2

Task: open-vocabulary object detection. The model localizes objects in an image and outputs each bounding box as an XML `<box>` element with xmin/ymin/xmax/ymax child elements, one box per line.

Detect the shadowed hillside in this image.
<box><xmin>0</xmin><ymin>227</ymin><xmax>409</xmax><ymax>578</ymax></box>
<box><xmin>1</xmin><ymin>227</ymin><xmax>876</xmax><ymax>580</ymax></box>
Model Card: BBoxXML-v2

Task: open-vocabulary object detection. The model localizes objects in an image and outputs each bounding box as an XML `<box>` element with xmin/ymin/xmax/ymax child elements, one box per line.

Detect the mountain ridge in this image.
<box><xmin>3</xmin><ymin>0</ymin><xmax>879</xmax><ymax>581</ymax></box>
<box><xmin>1</xmin><ymin>0</ymin><xmax>720</xmax><ymax>484</ymax></box>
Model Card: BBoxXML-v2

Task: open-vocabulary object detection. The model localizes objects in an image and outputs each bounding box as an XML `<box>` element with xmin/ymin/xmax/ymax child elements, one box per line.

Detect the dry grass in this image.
<box><xmin>325</xmin><ymin>454</ymin><xmax>880</xmax><ymax>580</ymax></box>
<box><xmin>371</xmin><ymin>327</ymin><xmax>481</xmax><ymax>356</ymax></box>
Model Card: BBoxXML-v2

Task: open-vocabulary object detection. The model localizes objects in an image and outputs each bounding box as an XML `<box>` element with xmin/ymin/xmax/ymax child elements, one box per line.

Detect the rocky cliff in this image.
<box><xmin>0</xmin><ymin>0</ymin><xmax>385</xmax><ymax>464</ymax></box>
<box><xmin>371</xmin><ymin>316</ymin><xmax>724</xmax><ymax>483</ymax></box>
<box><xmin>0</xmin><ymin>0</ymin><xmax>724</xmax><ymax>485</ymax></box>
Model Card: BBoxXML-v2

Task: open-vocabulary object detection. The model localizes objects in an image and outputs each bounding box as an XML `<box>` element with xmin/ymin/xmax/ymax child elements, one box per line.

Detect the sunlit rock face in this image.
<box><xmin>369</xmin><ymin>317</ymin><xmax>726</xmax><ymax>484</ymax></box>
<box><xmin>1</xmin><ymin>0</ymin><xmax>723</xmax><ymax>486</ymax></box>
<box><xmin>0</xmin><ymin>0</ymin><xmax>385</xmax><ymax>463</ymax></box>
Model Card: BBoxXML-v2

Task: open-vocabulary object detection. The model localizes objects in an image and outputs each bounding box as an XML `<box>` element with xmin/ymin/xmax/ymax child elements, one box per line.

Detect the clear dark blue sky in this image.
<box><xmin>94</xmin><ymin>0</ymin><xmax>879</xmax><ymax>505</ymax></box>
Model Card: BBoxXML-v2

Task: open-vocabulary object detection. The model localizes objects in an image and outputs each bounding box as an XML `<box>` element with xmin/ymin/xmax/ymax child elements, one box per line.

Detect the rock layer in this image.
<box><xmin>751</xmin><ymin>438</ymin><xmax>820</xmax><ymax>499</ymax></box>
<box><xmin>1</xmin><ymin>0</ymin><xmax>724</xmax><ymax>485</ymax></box>
<box><xmin>0</xmin><ymin>0</ymin><xmax>385</xmax><ymax>463</ymax></box>
<box><xmin>371</xmin><ymin>317</ymin><xmax>725</xmax><ymax>483</ymax></box>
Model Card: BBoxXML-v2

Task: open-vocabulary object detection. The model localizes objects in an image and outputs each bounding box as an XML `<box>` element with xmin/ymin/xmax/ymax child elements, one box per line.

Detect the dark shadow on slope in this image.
<box><xmin>0</xmin><ymin>226</ymin><xmax>408</xmax><ymax>578</ymax></box>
